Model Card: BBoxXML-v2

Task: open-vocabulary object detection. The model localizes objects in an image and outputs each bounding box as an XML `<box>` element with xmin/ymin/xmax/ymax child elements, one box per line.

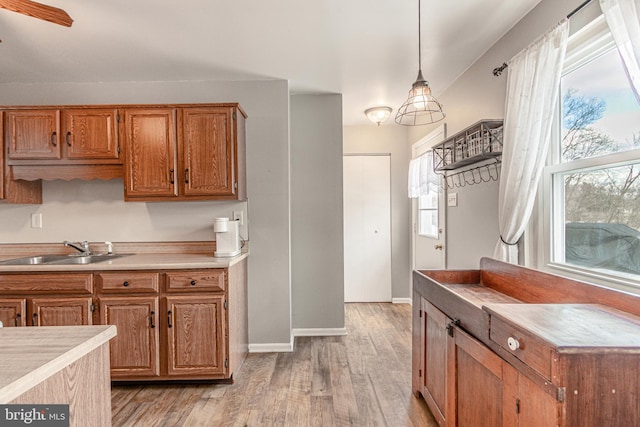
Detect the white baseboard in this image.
<box><xmin>392</xmin><ymin>297</ymin><xmax>412</xmax><ymax>305</ymax></box>
<box><xmin>248</xmin><ymin>342</ymin><xmax>294</xmax><ymax>353</ymax></box>
<box><xmin>292</xmin><ymin>327</ymin><xmax>348</xmax><ymax>337</ymax></box>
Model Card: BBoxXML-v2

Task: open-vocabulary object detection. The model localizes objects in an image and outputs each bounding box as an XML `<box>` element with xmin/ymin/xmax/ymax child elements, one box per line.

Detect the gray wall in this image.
<box><xmin>343</xmin><ymin>125</ymin><xmax>411</xmax><ymax>300</ymax></box>
<box><xmin>0</xmin><ymin>79</ymin><xmax>293</xmax><ymax>348</ymax></box>
<box><xmin>405</xmin><ymin>0</ymin><xmax>586</xmax><ymax>269</ymax></box>
<box><xmin>290</xmin><ymin>94</ymin><xmax>345</xmax><ymax>331</ymax></box>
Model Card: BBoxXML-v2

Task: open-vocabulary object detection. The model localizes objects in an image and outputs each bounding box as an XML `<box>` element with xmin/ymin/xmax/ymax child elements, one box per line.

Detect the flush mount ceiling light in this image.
<box><xmin>395</xmin><ymin>0</ymin><xmax>445</xmax><ymax>126</ymax></box>
<box><xmin>365</xmin><ymin>106</ymin><xmax>392</xmax><ymax>126</ymax></box>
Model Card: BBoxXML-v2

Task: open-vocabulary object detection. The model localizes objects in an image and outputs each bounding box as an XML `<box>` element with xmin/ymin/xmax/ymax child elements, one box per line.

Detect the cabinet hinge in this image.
<box><xmin>224</xmin><ymin>358</ymin><xmax>229</xmax><ymax>368</ymax></box>
<box><xmin>90</xmin><ymin>303</ymin><xmax>96</xmax><ymax>313</ymax></box>
<box><xmin>224</xmin><ymin>300</ymin><xmax>228</xmax><ymax>310</ymax></box>
<box><xmin>116</xmin><ymin>113</ymin><xmax>121</xmax><ymax>123</ymax></box>
<box><xmin>117</xmin><ymin>145</ymin><xmax>121</xmax><ymax>155</ymax></box>
<box><xmin>515</xmin><ymin>398</ymin><xmax>520</xmax><ymax>414</ymax></box>
<box><xmin>557</xmin><ymin>387</ymin><xmax>566</xmax><ymax>403</ymax></box>
<box><xmin>419</xmin><ymin>369</ymin><xmax>422</xmax><ymax>378</ymax></box>
<box><xmin>419</xmin><ymin>309</ymin><xmax>423</xmax><ymax>318</ymax></box>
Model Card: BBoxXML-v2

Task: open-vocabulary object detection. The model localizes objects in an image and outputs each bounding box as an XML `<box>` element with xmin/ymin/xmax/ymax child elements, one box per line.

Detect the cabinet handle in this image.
<box><xmin>169</xmin><ymin>169</ymin><xmax>175</xmax><ymax>184</ymax></box>
<box><xmin>123</xmin><ymin>281</ymin><xmax>129</xmax><ymax>287</ymax></box>
<box><xmin>32</xmin><ymin>313</ymin><xmax>38</xmax><ymax>326</ymax></box>
<box><xmin>150</xmin><ymin>311</ymin><xmax>155</xmax><ymax>329</ymax></box>
<box><xmin>15</xmin><ymin>313</ymin><xmax>21</xmax><ymax>327</ymax></box>
<box><xmin>190</xmin><ymin>280</ymin><xmax>197</xmax><ymax>286</ymax></box>
<box><xmin>168</xmin><ymin>310</ymin><xmax>173</xmax><ymax>328</ymax></box>
<box><xmin>51</xmin><ymin>131</ymin><xmax>57</xmax><ymax>147</ymax></box>
<box><xmin>66</xmin><ymin>131</ymin><xmax>72</xmax><ymax>146</ymax></box>
<box><xmin>185</xmin><ymin>168</ymin><xmax>190</xmax><ymax>184</ymax></box>
<box><xmin>507</xmin><ymin>337</ymin><xmax>521</xmax><ymax>351</ymax></box>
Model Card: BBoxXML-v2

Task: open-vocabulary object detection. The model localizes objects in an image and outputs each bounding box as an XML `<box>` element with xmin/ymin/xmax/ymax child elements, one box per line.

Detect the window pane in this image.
<box><xmin>419</xmin><ymin>209</ymin><xmax>438</xmax><ymax>238</ymax></box>
<box><xmin>563</xmin><ymin>163</ymin><xmax>640</xmax><ymax>275</ymax></box>
<box><xmin>561</xmin><ymin>48</ymin><xmax>640</xmax><ymax>162</ymax></box>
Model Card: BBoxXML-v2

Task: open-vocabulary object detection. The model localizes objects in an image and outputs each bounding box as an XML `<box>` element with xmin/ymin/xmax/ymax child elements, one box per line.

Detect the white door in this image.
<box><xmin>412</xmin><ymin>125</ymin><xmax>447</xmax><ymax>270</ymax></box>
<box><xmin>343</xmin><ymin>155</ymin><xmax>392</xmax><ymax>302</ymax></box>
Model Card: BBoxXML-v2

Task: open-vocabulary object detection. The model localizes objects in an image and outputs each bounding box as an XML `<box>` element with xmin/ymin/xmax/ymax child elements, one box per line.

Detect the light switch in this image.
<box><xmin>31</xmin><ymin>213</ymin><xmax>43</xmax><ymax>229</ymax></box>
<box><xmin>447</xmin><ymin>193</ymin><xmax>458</xmax><ymax>207</ymax></box>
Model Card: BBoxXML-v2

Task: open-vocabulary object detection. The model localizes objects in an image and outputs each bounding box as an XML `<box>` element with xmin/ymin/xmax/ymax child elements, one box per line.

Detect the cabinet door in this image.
<box><xmin>454</xmin><ymin>327</ymin><xmax>505</xmax><ymax>427</ymax></box>
<box><xmin>0</xmin><ymin>298</ymin><xmax>26</xmax><ymax>327</ymax></box>
<box><xmin>62</xmin><ymin>109</ymin><xmax>120</xmax><ymax>162</ymax></box>
<box><xmin>421</xmin><ymin>300</ymin><xmax>454</xmax><ymax>426</ymax></box>
<box><xmin>503</xmin><ymin>363</ymin><xmax>562</xmax><ymax>427</ymax></box>
<box><xmin>166</xmin><ymin>295</ymin><xmax>226</xmax><ymax>377</ymax></box>
<box><xmin>5</xmin><ymin>110</ymin><xmax>61</xmax><ymax>160</ymax></box>
<box><xmin>99</xmin><ymin>296</ymin><xmax>160</xmax><ymax>378</ymax></box>
<box><xmin>31</xmin><ymin>297</ymin><xmax>92</xmax><ymax>326</ymax></box>
<box><xmin>180</xmin><ymin>108</ymin><xmax>235</xmax><ymax>197</ymax></box>
<box><xmin>124</xmin><ymin>109</ymin><xmax>177</xmax><ymax>198</ymax></box>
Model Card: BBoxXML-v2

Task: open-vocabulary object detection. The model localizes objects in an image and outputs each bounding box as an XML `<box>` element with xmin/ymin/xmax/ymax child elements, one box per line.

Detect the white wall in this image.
<box><xmin>343</xmin><ymin>124</ymin><xmax>411</xmax><ymax>299</ymax></box>
<box><xmin>404</xmin><ymin>0</ymin><xmax>587</xmax><ymax>269</ymax></box>
<box><xmin>0</xmin><ymin>79</ymin><xmax>293</xmax><ymax>348</ymax></box>
<box><xmin>290</xmin><ymin>94</ymin><xmax>345</xmax><ymax>331</ymax></box>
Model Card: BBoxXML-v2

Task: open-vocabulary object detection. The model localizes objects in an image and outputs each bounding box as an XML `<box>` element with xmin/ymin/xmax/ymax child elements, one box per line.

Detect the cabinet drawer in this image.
<box><xmin>97</xmin><ymin>272</ymin><xmax>159</xmax><ymax>293</ymax></box>
<box><xmin>0</xmin><ymin>273</ymin><xmax>93</xmax><ymax>294</ymax></box>
<box><xmin>489</xmin><ymin>314</ymin><xmax>555</xmax><ymax>381</ymax></box>
<box><xmin>166</xmin><ymin>270</ymin><xmax>225</xmax><ymax>292</ymax></box>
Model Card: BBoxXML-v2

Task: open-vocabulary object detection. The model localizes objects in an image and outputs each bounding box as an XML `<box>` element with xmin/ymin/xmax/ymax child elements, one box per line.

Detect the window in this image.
<box><xmin>542</xmin><ymin>15</ymin><xmax>640</xmax><ymax>284</ymax></box>
<box><xmin>418</xmin><ymin>191</ymin><xmax>438</xmax><ymax>237</ymax></box>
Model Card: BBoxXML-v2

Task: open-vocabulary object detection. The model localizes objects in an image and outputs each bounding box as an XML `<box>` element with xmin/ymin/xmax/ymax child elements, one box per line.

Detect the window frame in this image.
<box><xmin>532</xmin><ymin>10</ymin><xmax>640</xmax><ymax>293</ymax></box>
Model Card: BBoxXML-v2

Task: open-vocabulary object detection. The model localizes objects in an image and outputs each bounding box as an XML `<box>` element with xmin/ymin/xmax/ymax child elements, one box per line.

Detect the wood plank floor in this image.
<box><xmin>111</xmin><ymin>303</ymin><xmax>437</xmax><ymax>426</ymax></box>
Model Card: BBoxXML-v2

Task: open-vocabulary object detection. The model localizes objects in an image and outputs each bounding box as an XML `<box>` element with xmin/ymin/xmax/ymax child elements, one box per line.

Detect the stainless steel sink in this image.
<box><xmin>0</xmin><ymin>253</ymin><xmax>131</xmax><ymax>265</ymax></box>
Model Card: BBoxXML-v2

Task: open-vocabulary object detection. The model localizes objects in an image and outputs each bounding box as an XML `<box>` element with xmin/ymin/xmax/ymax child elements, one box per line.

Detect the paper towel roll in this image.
<box><xmin>214</xmin><ymin>217</ymin><xmax>229</xmax><ymax>232</ymax></box>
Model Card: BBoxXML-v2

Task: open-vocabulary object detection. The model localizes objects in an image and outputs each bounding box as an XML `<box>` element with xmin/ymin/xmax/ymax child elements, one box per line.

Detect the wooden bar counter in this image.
<box><xmin>0</xmin><ymin>325</ymin><xmax>116</xmax><ymax>426</ymax></box>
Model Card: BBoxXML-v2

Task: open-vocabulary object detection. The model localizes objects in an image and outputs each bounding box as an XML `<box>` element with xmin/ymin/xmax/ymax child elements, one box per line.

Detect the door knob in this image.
<box><xmin>434</xmin><ymin>244</ymin><xmax>443</xmax><ymax>250</ymax></box>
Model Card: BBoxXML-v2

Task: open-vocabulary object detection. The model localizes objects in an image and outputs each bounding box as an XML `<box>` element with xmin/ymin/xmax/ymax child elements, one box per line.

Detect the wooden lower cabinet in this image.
<box><xmin>31</xmin><ymin>297</ymin><xmax>93</xmax><ymax>326</ymax></box>
<box><xmin>0</xmin><ymin>298</ymin><xmax>26</xmax><ymax>327</ymax></box>
<box><xmin>417</xmin><ymin>300</ymin><xmax>561</xmax><ymax>427</ymax></box>
<box><xmin>166</xmin><ymin>295</ymin><xmax>226</xmax><ymax>377</ymax></box>
<box><xmin>99</xmin><ymin>296</ymin><xmax>160</xmax><ymax>378</ymax></box>
<box><xmin>0</xmin><ymin>296</ymin><xmax>92</xmax><ymax>327</ymax></box>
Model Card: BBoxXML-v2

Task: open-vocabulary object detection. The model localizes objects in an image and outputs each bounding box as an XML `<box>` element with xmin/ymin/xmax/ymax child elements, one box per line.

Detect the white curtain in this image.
<box><xmin>408</xmin><ymin>152</ymin><xmax>438</xmax><ymax>198</ymax></box>
<box><xmin>600</xmin><ymin>0</ymin><xmax>640</xmax><ymax>103</ymax></box>
<box><xmin>494</xmin><ymin>20</ymin><xmax>570</xmax><ymax>263</ymax></box>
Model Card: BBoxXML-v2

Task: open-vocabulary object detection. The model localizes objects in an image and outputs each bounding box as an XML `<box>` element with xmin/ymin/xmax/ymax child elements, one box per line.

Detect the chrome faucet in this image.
<box><xmin>63</xmin><ymin>240</ymin><xmax>91</xmax><ymax>255</ymax></box>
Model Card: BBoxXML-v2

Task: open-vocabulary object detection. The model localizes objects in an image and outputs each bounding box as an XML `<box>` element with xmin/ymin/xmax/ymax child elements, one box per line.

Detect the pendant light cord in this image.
<box><xmin>417</xmin><ymin>0</ymin><xmax>422</xmax><ymax>73</ymax></box>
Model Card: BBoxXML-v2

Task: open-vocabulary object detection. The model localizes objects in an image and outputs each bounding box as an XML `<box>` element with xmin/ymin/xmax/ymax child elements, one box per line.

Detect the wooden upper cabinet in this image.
<box><xmin>124</xmin><ymin>108</ymin><xmax>177</xmax><ymax>199</ymax></box>
<box><xmin>5</xmin><ymin>110</ymin><xmax>61</xmax><ymax>160</ymax></box>
<box><xmin>180</xmin><ymin>108</ymin><xmax>234</xmax><ymax>197</ymax></box>
<box><xmin>123</xmin><ymin>104</ymin><xmax>246</xmax><ymax>202</ymax></box>
<box><xmin>62</xmin><ymin>109</ymin><xmax>120</xmax><ymax>162</ymax></box>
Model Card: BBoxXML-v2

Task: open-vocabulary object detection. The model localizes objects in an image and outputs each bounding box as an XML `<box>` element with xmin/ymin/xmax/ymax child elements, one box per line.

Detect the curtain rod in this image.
<box><xmin>492</xmin><ymin>0</ymin><xmax>594</xmax><ymax>77</ymax></box>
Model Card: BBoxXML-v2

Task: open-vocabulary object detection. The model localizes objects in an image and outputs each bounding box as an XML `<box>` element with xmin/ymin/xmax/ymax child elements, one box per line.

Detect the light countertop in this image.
<box><xmin>0</xmin><ymin>325</ymin><xmax>117</xmax><ymax>403</ymax></box>
<box><xmin>0</xmin><ymin>251</ymin><xmax>248</xmax><ymax>273</ymax></box>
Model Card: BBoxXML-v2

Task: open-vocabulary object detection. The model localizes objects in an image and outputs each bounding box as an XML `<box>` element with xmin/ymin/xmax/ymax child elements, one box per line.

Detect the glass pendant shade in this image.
<box><xmin>365</xmin><ymin>106</ymin><xmax>392</xmax><ymax>126</ymax></box>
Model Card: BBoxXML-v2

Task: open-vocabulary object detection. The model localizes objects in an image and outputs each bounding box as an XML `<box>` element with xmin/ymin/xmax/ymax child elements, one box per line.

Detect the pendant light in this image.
<box><xmin>395</xmin><ymin>0</ymin><xmax>445</xmax><ymax>126</ymax></box>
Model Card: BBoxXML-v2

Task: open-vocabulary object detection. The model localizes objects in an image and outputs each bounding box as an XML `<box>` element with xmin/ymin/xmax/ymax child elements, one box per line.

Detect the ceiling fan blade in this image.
<box><xmin>0</xmin><ymin>0</ymin><xmax>73</xmax><ymax>27</ymax></box>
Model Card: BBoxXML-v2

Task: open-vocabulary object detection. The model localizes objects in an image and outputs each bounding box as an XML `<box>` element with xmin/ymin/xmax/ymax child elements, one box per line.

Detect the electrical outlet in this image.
<box><xmin>233</xmin><ymin>211</ymin><xmax>244</xmax><ymax>225</ymax></box>
<box><xmin>31</xmin><ymin>213</ymin><xmax>43</xmax><ymax>229</ymax></box>
<box><xmin>447</xmin><ymin>193</ymin><xmax>458</xmax><ymax>207</ymax></box>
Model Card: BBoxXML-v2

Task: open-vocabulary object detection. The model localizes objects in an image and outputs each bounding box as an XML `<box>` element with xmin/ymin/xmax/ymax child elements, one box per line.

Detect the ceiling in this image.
<box><xmin>0</xmin><ymin>0</ymin><xmax>541</xmax><ymax>125</ymax></box>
